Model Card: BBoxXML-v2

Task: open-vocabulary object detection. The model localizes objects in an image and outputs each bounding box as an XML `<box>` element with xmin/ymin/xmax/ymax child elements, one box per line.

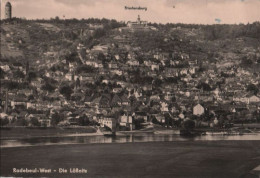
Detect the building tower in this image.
<box><xmin>5</xmin><ymin>2</ymin><xmax>12</xmax><ymax>19</ymax></box>
<box><xmin>137</xmin><ymin>15</ymin><xmax>141</xmax><ymax>23</ymax></box>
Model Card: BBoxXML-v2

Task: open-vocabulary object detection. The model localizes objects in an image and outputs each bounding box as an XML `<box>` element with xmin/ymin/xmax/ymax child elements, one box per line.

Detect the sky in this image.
<box><xmin>1</xmin><ymin>0</ymin><xmax>260</xmax><ymax>24</ymax></box>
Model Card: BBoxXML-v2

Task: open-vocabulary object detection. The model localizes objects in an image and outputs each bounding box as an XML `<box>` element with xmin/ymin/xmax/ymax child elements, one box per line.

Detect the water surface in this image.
<box><xmin>1</xmin><ymin>133</ymin><xmax>260</xmax><ymax>148</ymax></box>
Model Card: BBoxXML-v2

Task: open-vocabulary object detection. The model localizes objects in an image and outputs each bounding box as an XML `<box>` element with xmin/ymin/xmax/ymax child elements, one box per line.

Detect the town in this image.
<box><xmin>1</xmin><ymin>4</ymin><xmax>260</xmax><ymax>133</ymax></box>
<box><xmin>1</xmin><ymin>1</ymin><xmax>260</xmax><ymax>178</ymax></box>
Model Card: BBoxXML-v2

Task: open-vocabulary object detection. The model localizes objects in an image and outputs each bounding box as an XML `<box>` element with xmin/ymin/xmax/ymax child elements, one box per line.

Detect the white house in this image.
<box><xmin>248</xmin><ymin>95</ymin><xmax>260</xmax><ymax>104</ymax></box>
<box><xmin>99</xmin><ymin>117</ymin><xmax>116</xmax><ymax>131</ymax></box>
<box><xmin>127</xmin><ymin>59</ymin><xmax>139</xmax><ymax>66</ymax></box>
<box><xmin>193</xmin><ymin>104</ymin><xmax>205</xmax><ymax>116</ymax></box>
<box><xmin>120</xmin><ymin>114</ymin><xmax>133</xmax><ymax>130</ymax></box>
<box><xmin>160</xmin><ymin>102</ymin><xmax>169</xmax><ymax>112</ymax></box>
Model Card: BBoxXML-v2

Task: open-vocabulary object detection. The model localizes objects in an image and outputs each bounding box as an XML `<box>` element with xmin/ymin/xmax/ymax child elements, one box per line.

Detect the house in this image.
<box><xmin>30</xmin><ymin>78</ymin><xmax>42</xmax><ymax>87</ymax></box>
<box><xmin>26</xmin><ymin>114</ymin><xmax>50</xmax><ymax>127</ymax></box>
<box><xmin>142</xmin><ymin>85</ymin><xmax>153</xmax><ymax>91</ymax></box>
<box><xmin>99</xmin><ymin>117</ymin><xmax>116</xmax><ymax>131</ymax></box>
<box><xmin>12</xmin><ymin>63</ymin><xmax>24</xmax><ymax>71</ymax></box>
<box><xmin>160</xmin><ymin>102</ymin><xmax>169</xmax><ymax>112</ymax></box>
<box><xmin>164</xmin><ymin>68</ymin><xmax>179</xmax><ymax>77</ymax></box>
<box><xmin>18</xmin><ymin>89</ymin><xmax>33</xmax><ymax>97</ymax></box>
<box><xmin>114</xmin><ymin>54</ymin><xmax>120</xmax><ymax>60</ymax></box>
<box><xmin>180</xmin><ymin>68</ymin><xmax>188</xmax><ymax>75</ymax></box>
<box><xmin>153</xmin><ymin>114</ymin><xmax>165</xmax><ymax>123</ymax></box>
<box><xmin>134</xmin><ymin>112</ymin><xmax>148</xmax><ymax>122</ymax></box>
<box><xmin>151</xmin><ymin>63</ymin><xmax>160</xmax><ymax>71</ymax></box>
<box><xmin>48</xmin><ymin>101</ymin><xmax>62</xmax><ymax>110</ymax></box>
<box><xmin>39</xmin><ymin>118</ymin><xmax>51</xmax><ymax>127</ymax></box>
<box><xmin>91</xmin><ymin>94</ymin><xmax>111</xmax><ymax>109</ymax></box>
<box><xmin>36</xmin><ymin>101</ymin><xmax>49</xmax><ymax>111</ymax></box>
<box><xmin>79</xmin><ymin>74</ymin><xmax>95</xmax><ymax>84</ymax></box>
<box><xmin>120</xmin><ymin>114</ymin><xmax>134</xmax><ymax>130</ymax></box>
<box><xmin>116</xmin><ymin>81</ymin><xmax>127</xmax><ymax>88</ymax></box>
<box><xmin>133</xmin><ymin>89</ymin><xmax>143</xmax><ymax>98</ymax></box>
<box><xmin>91</xmin><ymin>44</ymin><xmax>109</xmax><ymax>54</ymax></box>
<box><xmin>65</xmin><ymin>73</ymin><xmax>75</xmax><ymax>81</ymax></box>
<box><xmin>144</xmin><ymin>60</ymin><xmax>153</xmax><ymax>67</ymax></box>
<box><xmin>164</xmin><ymin>91</ymin><xmax>175</xmax><ymax>101</ymax></box>
<box><xmin>121</xmin><ymin>95</ymin><xmax>130</xmax><ymax>106</ymax></box>
<box><xmin>150</xmin><ymin>94</ymin><xmax>160</xmax><ymax>102</ymax></box>
<box><xmin>189</xmin><ymin>67</ymin><xmax>198</xmax><ymax>74</ymax></box>
<box><xmin>27</xmin><ymin>102</ymin><xmax>37</xmax><ymax>109</ymax></box>
<box><xmin>248</xmin><ymin>95</ymin><xmax>260</xmax><ymax>104</ymax></box>
<box><xmin>111</xmin><ymin>69</ymin><xmax>123</xmax><ymax>76</ymax></box>
<box><xmin>127</xmin><ymin>59</ymin><xmax>139</xmax><ymax>66</ymax></box>
<box><xmin>84</xmin><ymin>95</ymin><xmax>93</xmax><ymax>105</ymax></box>
<box><xmin>10</xmin><ymin>95</ymin><xmax>27</xmax><ymax>109</ymax></box>
<box><xmin>69</xmin><ymin>62</ymin><xmax>77</xmax><ymax>72</ymax></box>
<box><xmin>108</xmin><ymin>62</ymin><xmax>118</xmax><ymax>69</ymax></box>
<box><xmin>112</xmin><ymin>87</ymin><xmax>123</xmax><ymax>93</ymax></box>
<box><xmin>0</xmin><ymin>64</ymin><xmax>10</xmax><ymax>72</ymax></box>
<box><xmin>110</xmin><ymin>94</ymin><xmax>122</xmax><ymax>107</ymax></box>
<box><xmin>193</xmin><ymin>104</ymin><xmax>205</xmax><ymax>116</ymax></box>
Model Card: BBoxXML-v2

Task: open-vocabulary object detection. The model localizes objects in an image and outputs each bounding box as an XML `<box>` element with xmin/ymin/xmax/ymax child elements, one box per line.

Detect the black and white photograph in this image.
<box><xmin>0</xmin><ymin>0</ymin><xmax>260</xmax><ymax>177</ymax></box>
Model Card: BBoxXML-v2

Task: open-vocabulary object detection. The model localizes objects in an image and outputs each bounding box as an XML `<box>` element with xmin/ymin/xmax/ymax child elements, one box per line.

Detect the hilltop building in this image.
<box><xmin>127</xmin><ymin>15</ymin><xmax>147</xmax><ymax>29</ymax></box>
<box><xmin>119</xmin><ymin>15</ymin><xmax>157</xmax><ymax>33</ymax></box>
<box><xmin>5</xmin><ymin>2</ymin><xmax>12</xmax><ymax>19</ymax></box>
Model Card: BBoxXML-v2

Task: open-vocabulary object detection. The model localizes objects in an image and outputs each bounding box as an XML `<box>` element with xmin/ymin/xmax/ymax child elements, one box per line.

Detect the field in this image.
<box><xmin>1</xmin><ymin>141</ymin><xmax>260</xmax><ymax>178</ymax></box>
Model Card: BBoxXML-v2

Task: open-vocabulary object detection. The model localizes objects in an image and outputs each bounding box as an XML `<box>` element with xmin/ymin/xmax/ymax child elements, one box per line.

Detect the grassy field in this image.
<box><xmin>0</xmin><ymin>127</ymin><xmax>97</xmax><ymax>139</ymax></box>
<box><xmin>0</xmin><ymin>141</ymin><xmax>259</xmax><ymax>178</ymax></box>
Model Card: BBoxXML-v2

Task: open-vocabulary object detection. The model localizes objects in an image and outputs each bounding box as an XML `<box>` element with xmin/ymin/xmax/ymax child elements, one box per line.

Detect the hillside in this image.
<box><xmin>1</xmin><ymin>19</ymin><xmax>260</xmax><ymax>129</ymax></box>
<box><xmin>1</xmin><ymin>19</ymin><xmax>260</xmax><ymax>69</ymax></box>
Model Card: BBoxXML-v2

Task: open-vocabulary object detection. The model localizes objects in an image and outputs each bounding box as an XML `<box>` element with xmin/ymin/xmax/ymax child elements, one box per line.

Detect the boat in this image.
<box><xmin>180</xmin><ymin>129</ymin><xmax>205</xmax><ymax>137</ymax></box>
<box><xmin>154</xmin><ymin>130</ymin><xmax>180</xmax><ymax>135</ymax></box>
<box><xmin>103</xmin><ymin>131</ymin><xmax>116</xmax><ymax>137</ymax></box>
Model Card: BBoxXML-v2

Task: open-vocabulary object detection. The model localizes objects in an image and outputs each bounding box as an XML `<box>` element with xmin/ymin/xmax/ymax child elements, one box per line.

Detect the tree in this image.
<box><xmin>28</xmin><ymin>71</ymin><xmax>37</xmax><ymax>81</ymax></box>
<box><xmin>75</xmin><ymin>78</ymin><xmax>81</xmax><ymax>88</ymax></box>
<box><xmin>51</xmin><ymin>112</ymin><xmax>62</xmax><ymax>126</ymax></box>
<box><xmin>7</xmin><ymin>81</ymin><xmax>19</xmax><ymax>90</ymax></box>
<box><xmin>246</xmin><ymin>83</ymin><xmax>259</xmax><ymax>95</ymax></box>
<box><xmin>16</xmin><ymin>118</ymin><xmax>28</xmax><ymax>126</ymax></box>
<box><xmin>0</xmin><ymin>68</ymin><xmax>6</xmax><ymax>79</ymax></box>
<box><xmin>65</xmin><ymin>52</ymin><xmax>78</xmax><ymax>63</ymax></box>
<box><xmin>182</xmin><ymin>120</ymin><xmax>195</xmax><ymax>130</ymax></box>
<box><xmin>133</xmin><ymin>118</ymin><xmax>145</xmax><ymax>130</ymax></box>
<box><xmin>26</xmin><ymin>61</ymin><xmax>29</xmax><ymax>74</ymax></box>
<box><xmin>60</xmin><ymin>85</ymin><xmax>73</xmax><ymax>99</ymax></box>
<box><xmin>164</xmin><ymin>113</ymin><xmax>172</xmax><ymax>127</ymax></box>
<box><xmin>241</xmin><ymin>57</ymin><xmax>253</xmax><ymax>66</ymax></box>
<box><xmin>76</xmin><ymin>65</ymin><xmax>95</xmax><ymax>74</ymax></box>
<box><xmin>41</xmin><ymin>82</ymin><xmax>55</xmax><ymax>92</ymax></box>
<box><xmin>28</xmin><ymin>95</ymin><xmax>34</xmax><ymax>101</ymax></box>
<box><xmin>153</xmin><ymin>79</ymin><xmax>162</xmax><ymax>87</ymax></box>
<box><xmin>78</xmin><ymin>116</ymin><xmax>90</xmax><ymax>126</ymax></box>
<box><xmin>197</xmin><ymin>82</ymin><xmax>212</xmax><ymax>91</ymax></box>
<box><xmin>30</xmin><ymin>118</ymin><xmax>41</xmax><ymax>127</ymax></box>
<box><xmin>151</xmin><ymin>115</ymin><xmax>160</xmax><ymax>125</ymax></box>
<box><xmin>93</xmin><ymin>28</ymin><xmax>106</xmax><ymax>39</ymax></box>
<box><xmin>0</xmin><ymin>118</ymin><xmax>9</xmax><ymax>126</ymax></box>
<box><xmin>13</xmin><ymin>70</ymin><xmax>25</xmax><ymax>79</ymax></box>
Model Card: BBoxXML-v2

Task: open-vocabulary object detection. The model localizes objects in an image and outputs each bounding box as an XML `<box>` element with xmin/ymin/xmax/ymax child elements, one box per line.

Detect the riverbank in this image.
<box><xmin>0</xmin><ymin>126</ymin><xmax>97</xmax><ymax>139</ymax></box>
<box><xmin>1</xmin><ymin>126</ymin><xmax>260</xmax><ymax>140</ymax></box>
<box><xmin>1</xmin><ymin>140</ymin><xmax>259</xmax><ymax>177</ymax></box>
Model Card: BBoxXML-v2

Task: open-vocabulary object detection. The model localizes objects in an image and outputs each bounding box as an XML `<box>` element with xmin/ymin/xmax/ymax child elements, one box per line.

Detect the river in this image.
<box><xmin>1</xmin><ymin>132</ymin><xmax>260</xmax><ymax>148</ymax></box>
